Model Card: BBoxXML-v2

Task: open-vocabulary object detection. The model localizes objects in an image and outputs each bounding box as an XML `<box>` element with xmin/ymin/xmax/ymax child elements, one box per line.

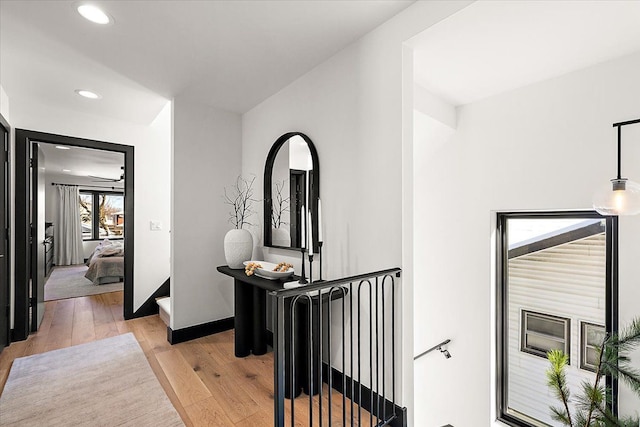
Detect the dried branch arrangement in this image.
<box><xmin>271</xmin><ymin>180</ymin><xmax>290</xmax><ymax>229</ymax></box>
<box><xmin>223</xmin><ymin>175</ymin><xmax>258</xmax><ymax>229</ymax></box>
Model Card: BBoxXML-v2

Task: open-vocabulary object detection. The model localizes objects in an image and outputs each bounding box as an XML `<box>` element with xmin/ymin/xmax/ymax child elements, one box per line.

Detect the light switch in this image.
<box><xmin>150</xmin><ymin>221</ymin><xmax>162</xmax><ymax>231</ymax></box>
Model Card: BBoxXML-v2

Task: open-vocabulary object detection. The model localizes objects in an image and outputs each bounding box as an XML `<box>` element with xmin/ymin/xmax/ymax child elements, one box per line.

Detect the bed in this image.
<box><xmin>85</xmin><ymin>239</ymin><xmax>124</xmax><ymax>285</ymax></box>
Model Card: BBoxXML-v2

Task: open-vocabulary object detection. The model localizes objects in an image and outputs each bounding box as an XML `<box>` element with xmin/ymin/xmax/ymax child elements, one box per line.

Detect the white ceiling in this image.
<box><xmin>0</xmin><ymin>0</ymin><xmax>414</xmax><ymax>123</ymax></box>
<box><xmin>38</xmin><ymin>142</ymin><xmax>124</xmax><ymax>184</ymax></box>
<box><xmin>411</xmin><ymin>1</ymin><xmax>640</xmax><ymax>107</ymax></box>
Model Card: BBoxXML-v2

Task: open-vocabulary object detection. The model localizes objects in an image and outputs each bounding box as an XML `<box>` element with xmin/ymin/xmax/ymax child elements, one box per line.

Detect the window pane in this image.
<box><xmin>585</xmin><ymin>347</ymin><xmax>599</xmax><ymax>367</ymax></box>
<box><xmin>98</xmin><ymin>194</ymin><xmax>124</xmax><ymax>238</ymax></box>
<box><xmin>586</xmin><ymin>324</ymin><xmax>606</xmax><ymax>347</ymax></box>
<box><xmin>79</xmin><ymin>193</ymin><xmax>93</xmax><ymax>240</ymax></box>
<box><xmin>527</xmin><ymin>316</ymin><xmax>565</xmax><ymax>338</ymax></box>
<box><xmin>502</xmin><ymin>215</ymin><xmax>608</xmax><ymax>426</ymax></box>
<box><xmin>526</xmin><ymin>333</ymin><xmax>564</xmax><ymax>353</ymax></box>
<box><xmin>581</xmin><ymin>323</ymin><xmax>605</xmax><ymax>372</ymax></box>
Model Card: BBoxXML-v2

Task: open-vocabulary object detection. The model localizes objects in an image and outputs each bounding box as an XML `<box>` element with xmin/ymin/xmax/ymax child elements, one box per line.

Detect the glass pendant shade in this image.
<box><xmin>593</xmin><ymin>178</ymin><xmax>640</xmax><ymax>216</ymax></box>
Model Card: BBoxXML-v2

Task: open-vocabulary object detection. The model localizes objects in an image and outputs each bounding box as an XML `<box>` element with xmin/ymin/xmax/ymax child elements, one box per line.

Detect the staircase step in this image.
<box><xmin>156</xmin><ymin>297</ymin><xmax>170</xmax><ymax>326</ymax></box>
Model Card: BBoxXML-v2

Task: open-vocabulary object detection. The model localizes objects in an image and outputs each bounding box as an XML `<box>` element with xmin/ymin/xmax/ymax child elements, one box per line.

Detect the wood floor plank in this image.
<box><xmin>177</xmin><ymin>341</ymin><xmax>261</xmax><ymax>423</ymax></box>
<box><xmin>88</xmin><ymin>294</ymin><xmax>118</xmax><ymax>340</ymax></box>
<box><xmin>124</xmin><ymin>317</ymin><xmax>149</xmax><ymax>346</ymax></box>
<box><xmin>22</xmin><ymin>300</ymin><xmax>57</xmax><ymax>356</ymax></box>
<box><xmin>184</xmin><ymin>395</ymin><xmax>235</xmax><ymax>426</ymax></box>
<box><xmin>142</xmin><ymin>349</ymin><xmax>195</xmax><ymax>427</ymax></box>
<box><xmin>199</xmin><ymin>330</ymin><xmax>237</xmax><ymax>367</ymax></box>
<box><xmin>235</xmin><ymin>408</ymin><xmax>277</xmax><ymax>426</ymax></box>
<box><xmin>90</xmin><ymin>294</ymin><xmax>114</xmax><ymax>326</ymax></box>
<box><xmin>155</xmin><ymin>347</ymin><xmax>212</xmax><ymax>407</ymax></box>
<box><xmin>71</xmin><ymin>296</ymin><xmax>96</xmax><ymax>346</ymax></box>
<box><xmin>43</xmin><ymin>298</ymin><xmax>75</xmax><ymax>352</ymax></box>
<box><xmin>140</xmin><ymin>314</ymin><xmax>171</xmax><ymax>354</ymax></box>
<box><xmin>104</xmin><ymin>292</ymin><xmax>129</xmax><ymax>334</ymax></box>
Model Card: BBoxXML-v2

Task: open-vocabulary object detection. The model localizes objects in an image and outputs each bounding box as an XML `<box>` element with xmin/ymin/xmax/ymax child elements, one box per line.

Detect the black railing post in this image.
<box><xmin>273</xmin><ymin>294</ymin><xmax>286</xmax><ymax>427</ymax></box>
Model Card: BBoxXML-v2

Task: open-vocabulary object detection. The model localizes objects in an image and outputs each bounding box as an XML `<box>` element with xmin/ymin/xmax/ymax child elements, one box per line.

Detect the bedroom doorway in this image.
<box><xmin>39</xmin><ymin>143</ymin><xmax>125</xmax><ymax>303</ymax></box>
<box><xmin>14</xmin><ymin>129</ymin><xmax>134</xmax><ymax>340</ymax></box>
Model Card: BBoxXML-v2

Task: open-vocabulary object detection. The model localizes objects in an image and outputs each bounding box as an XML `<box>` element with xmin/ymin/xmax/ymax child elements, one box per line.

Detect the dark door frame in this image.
<box><xmin>14</xmin><ymin>129</ymin><xmax>134</xmax><ymax>341</ymax></box>
<box><xmin>0</xmin><ymin>114</ymin><xmax>10</xmax><ymax>350</ymax></box>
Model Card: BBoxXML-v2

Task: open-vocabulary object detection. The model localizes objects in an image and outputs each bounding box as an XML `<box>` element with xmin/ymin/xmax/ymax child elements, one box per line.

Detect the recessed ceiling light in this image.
<box><xmin>62</xmin><ymin>169</ymin><xmax>71</xmax><ymax>172</ymax></box>
<box><xmin>55</xmin><ymin>146</ymin><xmax>71</xmax><ymax>150</ymax></box>
<box><xmin>75</xmin><ymin>89</ymin><xmax>102</xmax><ymax>99</ymax></box>
<box><xmin>77</xmin><ymin>4</ymin><xmax>113</xmax><ymax>25</ymax></box>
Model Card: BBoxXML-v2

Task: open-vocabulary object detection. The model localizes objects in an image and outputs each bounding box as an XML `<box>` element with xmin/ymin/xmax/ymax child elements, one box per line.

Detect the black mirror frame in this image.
<box><xmin>264</xmin><ymin>132</ymin><xmax>320</xmax><ymax>252</ymax></box>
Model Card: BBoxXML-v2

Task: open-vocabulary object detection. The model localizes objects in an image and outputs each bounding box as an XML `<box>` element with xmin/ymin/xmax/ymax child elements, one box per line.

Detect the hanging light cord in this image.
<box><xmin>617</xmin><ymin>125</ymin><xmax>622</xmax><ymax>180</ymax></box>
<box><xmin>613</xmin><ymin>118</ymin><xmax>640</xmax><ymax>181</ymax></box>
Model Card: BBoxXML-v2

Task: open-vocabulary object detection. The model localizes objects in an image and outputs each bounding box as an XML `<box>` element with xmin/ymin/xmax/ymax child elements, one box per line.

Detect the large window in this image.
<box><xmin>497</xmin><ymin>212</ymin><xmax>617</xmax><ymax>427</ymax></box>
<box><xmin>79</xmin><ymin>191</ymin><xmax>124</xmax><ymax>240</ymax></box>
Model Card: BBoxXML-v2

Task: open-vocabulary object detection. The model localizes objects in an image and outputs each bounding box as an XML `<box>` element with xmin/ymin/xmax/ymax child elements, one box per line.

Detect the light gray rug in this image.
<box><xmin>45</xmin><ymin>265</ymin><xmax>123</xmax><ymax>301</ymax></box>
<box><xmin>0</xmin><ymin>333</ymin><xmax>184</xmax><ymax>427</ymax></box>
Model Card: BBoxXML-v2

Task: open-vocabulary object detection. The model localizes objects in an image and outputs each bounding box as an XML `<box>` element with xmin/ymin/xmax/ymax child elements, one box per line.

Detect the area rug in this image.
<box><xmin>44</xmin><ymin>264</ymin><xmax>123</xmax><ymax>301</ymax></box>
<box><xmin>0</xmin><ymin>333</ymin><xmax>184</xmax><ymax>427</ymax></box>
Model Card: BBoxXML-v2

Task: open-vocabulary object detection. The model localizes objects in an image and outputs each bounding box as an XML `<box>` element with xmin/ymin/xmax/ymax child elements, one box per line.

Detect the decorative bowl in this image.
<box><xmin>243</xmin><ymin>261</ymin><xmax>294</xmax><ymax>280</ymax></box>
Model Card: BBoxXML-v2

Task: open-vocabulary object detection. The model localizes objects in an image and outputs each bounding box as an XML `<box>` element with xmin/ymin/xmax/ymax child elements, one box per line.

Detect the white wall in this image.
<box><xmin>8</xmin><ymin>99</ymin><xmax>172</xmax><ymax>311</ymax></box>
<box><xmin>413</xmin><ymin>51</ymin><xmax>640</xmax><ymax>426</ymax></box>
<box><xmin>241</xmin><ymin>1</ymin><xmax>472</xmax><ymax>420</ymax></box>
<box><xmin>0</xmin><ymin>85</ymin><xmax>9</xmax><ymax>123</ymax></box>
<box><xmin>171</xmin><ymin>95</ymin><xmax>242</xmax><ymax>330</ymax></box>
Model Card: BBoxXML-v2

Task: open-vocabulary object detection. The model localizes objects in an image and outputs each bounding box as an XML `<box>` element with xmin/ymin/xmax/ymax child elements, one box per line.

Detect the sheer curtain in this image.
<box><xmin>55</xmin><ymin>185</ymin><xmax>84</xmax><ymax>265</ymax></box>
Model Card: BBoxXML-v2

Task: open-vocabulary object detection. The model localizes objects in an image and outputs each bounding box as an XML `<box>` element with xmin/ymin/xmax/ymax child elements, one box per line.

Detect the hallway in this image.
<box><xmin>0</xmin><ymin>292</ymin><xmax>369</xmax><ymax>426</ymax></box>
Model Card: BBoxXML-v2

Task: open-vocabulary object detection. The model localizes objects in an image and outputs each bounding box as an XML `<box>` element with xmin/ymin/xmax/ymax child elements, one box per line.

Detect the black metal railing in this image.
<box><xmin>270</xmin><ymin>268</ymin><xmax>404</xmax><ymax>427</ymax></box>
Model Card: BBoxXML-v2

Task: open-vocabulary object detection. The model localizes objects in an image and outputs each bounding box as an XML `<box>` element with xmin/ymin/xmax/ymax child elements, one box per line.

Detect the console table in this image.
<box><xmin>216</xmin><ymin>265</ymin><xmax>292</xmax><ymax>357</ymax></box>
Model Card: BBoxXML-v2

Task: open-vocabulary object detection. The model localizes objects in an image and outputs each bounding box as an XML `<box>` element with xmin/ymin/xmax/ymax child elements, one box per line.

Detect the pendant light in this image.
<box><xmin>592</xmin><ymin>118</ymin><xmax>640</xmax><ymax>216</ymax></box>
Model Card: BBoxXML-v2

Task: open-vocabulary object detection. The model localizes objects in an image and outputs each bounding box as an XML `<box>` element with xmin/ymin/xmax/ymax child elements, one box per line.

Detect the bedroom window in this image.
<box><xmin>496</xmin><ymin>211</ymin><xmax>617</xmax><ymax>427</ymax></box>
<box><xmin>581</xmin><ymin>322</ymin><xmax>606</xmax><ymax>372</ymax></box>
<box><xmin>79</xmin><ymin>191</ymin><xmax>124</xmax><ymax>240</ymax></box>
<box><xmin>79</xmin><ymin>193</ymin><xmax>93</xmax><ymax>240</ymax></box>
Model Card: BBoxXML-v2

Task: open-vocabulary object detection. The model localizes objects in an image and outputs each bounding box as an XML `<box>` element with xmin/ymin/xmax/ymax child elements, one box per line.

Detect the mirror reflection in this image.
<box><xmin>264</xmin><ymin>133</ymin><xmax>318</xmax><ymax>250</ymax></box>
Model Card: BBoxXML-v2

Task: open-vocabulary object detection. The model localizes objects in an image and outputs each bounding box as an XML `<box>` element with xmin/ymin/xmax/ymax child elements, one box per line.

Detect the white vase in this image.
<box><xmin>224</xmin><ymin>228</ymin><xmax>253</xmax><ymax>269</ymax></box>
<box><xmin>272</xmin><ymin>227</ymin><xmax>291</xmax><ymax>247</ymax></box>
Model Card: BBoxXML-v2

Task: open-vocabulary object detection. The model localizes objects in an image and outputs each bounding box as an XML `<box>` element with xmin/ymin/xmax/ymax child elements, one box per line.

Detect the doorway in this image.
<box><xmin>289</xmin><ymin>169</ymin><xmax>306</xmax><ymax>248</ymax></box>
<box><xmin>0</xmin><ymin>116</ymin><xmax>10</xmax><ymax>352</ymax></box>
<box><xmin>14</xmin><ymin>129</ymin><xmax>134</xmax><ymax>340</ymax></box>
<box><xmin>39</xmin><ymin>143</ymin><xmax>125</xmax><ymax>303</ymax></box>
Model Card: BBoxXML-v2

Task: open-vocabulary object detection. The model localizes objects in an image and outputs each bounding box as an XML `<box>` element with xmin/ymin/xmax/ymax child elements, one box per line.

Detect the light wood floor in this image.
<box><xmin>0</xmin><ymin>292</ymin><xmax>373</xmax><ymax>426</ymax></box>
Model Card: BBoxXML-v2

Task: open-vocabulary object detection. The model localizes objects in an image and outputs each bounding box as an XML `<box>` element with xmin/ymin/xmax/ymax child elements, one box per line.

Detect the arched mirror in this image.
<box><xmin>264</xmin><ymin>132</ymin><xmax>319</xmax><ymax>251</ymax></box>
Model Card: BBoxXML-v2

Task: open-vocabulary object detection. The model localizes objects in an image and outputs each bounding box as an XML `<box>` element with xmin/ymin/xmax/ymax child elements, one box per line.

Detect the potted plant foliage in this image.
<box><xmin>546</xmin><ymin>318</ymin><xmax>640</xmax><ymax>426</ymax></box>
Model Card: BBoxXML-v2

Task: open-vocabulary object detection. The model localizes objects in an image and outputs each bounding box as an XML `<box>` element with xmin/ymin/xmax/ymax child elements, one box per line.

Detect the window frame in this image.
<box><xmin>496</xmin><ymin>211</ymin><xmax>618</xmax><ymax>427</ymax></box>
<box><xmin>520</xmin><ymin>310</ymin><xmax>571</xmax><ymax>362</ymax></box>
<box><xmin>79</xmin><ymin>190</ymin><xmax>125</xmax><ymax>241</ymax></box>
<box><xmin>580</xmin><ymin>321</ymin><xmax>606</xmax><ymax>372</ymax></box>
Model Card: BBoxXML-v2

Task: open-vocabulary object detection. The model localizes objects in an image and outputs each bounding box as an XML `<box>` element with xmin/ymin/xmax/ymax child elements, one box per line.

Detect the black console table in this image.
<box><xmin>216</xmin><ymin>265</ymin><xmax>291</xmax><ymax>357</ymax></box>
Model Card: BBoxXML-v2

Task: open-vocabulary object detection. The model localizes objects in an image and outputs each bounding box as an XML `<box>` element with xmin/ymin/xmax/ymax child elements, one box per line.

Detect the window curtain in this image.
<box><xmin>54</xmin><ymin>185</ymin><xmax>84</xmax><ymax>265</ymax></box>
